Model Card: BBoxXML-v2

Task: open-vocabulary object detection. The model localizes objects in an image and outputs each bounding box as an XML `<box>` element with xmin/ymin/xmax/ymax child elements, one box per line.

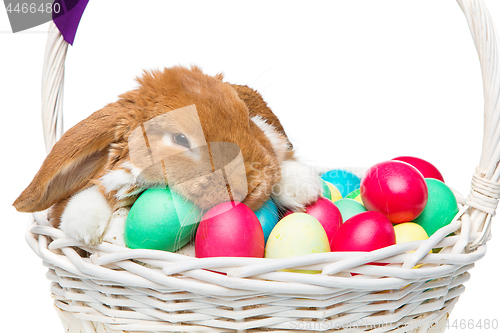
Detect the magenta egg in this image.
<box><xmin>330</xmin><ymin>211</ymin><xmax>395</xmax><ymax>252</ymax></box>
<box><xmin>281</xmin><ymin>198</ymin><xmax>342</xmax><ymax>243</ymax></box>
<box><xmin>195</xmin><ymin>201</ymin><xmax>265</xmax><ymax>258</ymax></box>
<box><xmin>302</xmin><ymin>197</ymin><xmax>342</xmax><ymax>244</ymax></box>
<box><xmin>361</xmin><ymin>160</ymin><xmax>428</xmax><ymax>224</ymax></box>
<box><xmin>393</xmin><ymin>156</ymin><xmax>444</xmax><ymax>182</ymax></box>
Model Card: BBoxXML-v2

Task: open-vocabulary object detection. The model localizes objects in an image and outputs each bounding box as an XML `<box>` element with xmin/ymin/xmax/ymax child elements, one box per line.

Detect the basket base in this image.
<box><xmin>54</xmin><ymin>302</ymin><xmax>454</xmax><ymax>333</ymax></box>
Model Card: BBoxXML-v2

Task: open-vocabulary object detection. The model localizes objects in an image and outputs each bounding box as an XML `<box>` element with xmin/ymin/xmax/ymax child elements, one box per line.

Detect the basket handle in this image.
<box><xmin>42</xmin><ymin>22</ymin><xmax>67</xmax><ymax>154</ymax></box>
<box><xmin>457</xmin><ymin>0</ymin><xmax>500</xmax><ymax>179</ymax></box>
<box><xmin>455</xmin><ymin>0</ymin><xmax>500</xmax><ymax>248</ymax></box>
<box><xmin>40</xmin><ymin>1</ymin><xmax>500</xmax><ymax>246</ymax></box>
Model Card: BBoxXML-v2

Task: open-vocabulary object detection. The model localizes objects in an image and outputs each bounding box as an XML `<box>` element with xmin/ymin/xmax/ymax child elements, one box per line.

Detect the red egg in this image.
<box><xmin>361</xmin><ymin>160</ymin><xmax>428</xmax><ymax>224</ymax></box>
<box><xmin>280</xmin><ymin>198</ymin><xmax>342</xmax><ymax>243</ymax></box>
<box><xmin>195</xmin><ymin>201</ymin><xmax>265</xmax><ymax>258</ymax></box>
<box><xmin>330</xmin><ymin>211</ymin><xmax>395</xmax><ymax>252</ymax></box>
<box><xmin>393</xmin><ymin>156</ymin><xmax>444</xmax><ymax>182</ymax></box>
<box><xmin>302</xmin><ymin>197</ymin><xmax>342</xmax><ymax>243</ymax></box>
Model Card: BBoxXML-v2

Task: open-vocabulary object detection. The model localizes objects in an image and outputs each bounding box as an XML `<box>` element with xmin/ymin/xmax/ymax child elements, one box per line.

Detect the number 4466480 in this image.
<box><xmin>447</xmin><ymin>319</ymin><xmax>498</xmax><ymax>330</ymax></box>
<box><xmin>5</xmin><ymin>2</ymin><xmax>61</xmax><ymax>14</ymax></box>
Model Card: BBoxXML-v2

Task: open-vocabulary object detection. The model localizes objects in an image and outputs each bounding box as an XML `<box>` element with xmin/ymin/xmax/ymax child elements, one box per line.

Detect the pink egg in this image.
<box><xmin>361</xmin><ymin>160</ymin><xmax>428</xmax><ymax>224</ymax></box>
<box><xmin>330</xmin><ymin>211</ymin><xmax>395</xmax><ymax>252</ymax></box>
<box><xmin>393</xmin><ymin>156</ymin><xmax>444</xmax><ymax>182</ymax></box>
<box><xmin>302</xmin><ymin>197</ymin><xmax>342</xmax><ymax>244</ymax></box>
<box><xmin>195</xmin><ymin>201</ymin><xmax>265</xmax><ymax>258</ymax></box>
<box><xmin>281</xmin><ymin>198</ymin><xmax>342</xmax><ymax>243</ymax></box>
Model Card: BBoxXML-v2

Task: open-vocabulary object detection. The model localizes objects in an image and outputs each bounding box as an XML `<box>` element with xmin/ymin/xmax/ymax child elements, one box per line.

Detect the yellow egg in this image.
<box><xmin>394</xmin><ymin>222</ymin><xmax>430</xmax><ymax>268</ymax></box>
<box><xmin>394</xmin><ymin>223</ymin><xmax>429</xmax><ymax>244</ymax></box>
<box><xmin>326</xmin><ymin>181</ymin><xmax>342</xmax><ymax>202</ymax></box>
<box><xmin>353</xmin><ymin>194</ymin><xmax>363</xmax><ymax>204</ymax></box>
<box><xmin>265</xmin><ymin>213</ymin><xmax>330</xmax><ymax>273</ymax></box>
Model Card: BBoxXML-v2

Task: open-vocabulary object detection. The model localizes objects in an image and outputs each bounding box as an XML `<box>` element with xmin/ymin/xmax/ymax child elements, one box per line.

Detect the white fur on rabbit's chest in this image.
<box><xmin>251</xmin><ymin>115</ymin><xmax>291</xmax><ymax>162</ymax></box>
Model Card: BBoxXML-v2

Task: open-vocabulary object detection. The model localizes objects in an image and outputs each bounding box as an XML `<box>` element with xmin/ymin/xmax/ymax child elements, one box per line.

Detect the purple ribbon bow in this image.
<box><xmin>52</xmin><ymin>0</ymin><xmax>89</xmax><ymax>45</ymax></box>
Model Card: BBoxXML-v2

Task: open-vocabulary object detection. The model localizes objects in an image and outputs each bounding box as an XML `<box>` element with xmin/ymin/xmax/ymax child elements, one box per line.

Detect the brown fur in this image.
<box><xmin>13</xmin><ymin>105</ymin><xmax>125</xmax><ymax>212</ymax></box>
<box><xmin>14</xmin><ymin>66</ymin><xmax>295</xmax><ymax>223</ymax></box>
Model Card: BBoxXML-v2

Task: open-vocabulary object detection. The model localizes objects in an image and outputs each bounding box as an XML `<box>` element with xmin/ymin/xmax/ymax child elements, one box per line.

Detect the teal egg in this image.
<box><xmin>255</xmin><ymin>199</ymin><xmax>279</xmax><ymax>243</ymax></box>
<box><xmin>125</xmin><ymin>188</ymin><xmax>201</xmax><ymax>251</ymax></box>
<box><xmin>414</xmin><ymin>179</ymin><xmax>459</xmax><ymax>236</ymax></box>
<box><xmin>334</xmin><ymin>198</ymin><xmax>367</xmax><ymax>221</ymax></box>
<box><xmin>321</xmin><ymin>169</ymin><xmax>361</xmax><ymax>197</ymax></box>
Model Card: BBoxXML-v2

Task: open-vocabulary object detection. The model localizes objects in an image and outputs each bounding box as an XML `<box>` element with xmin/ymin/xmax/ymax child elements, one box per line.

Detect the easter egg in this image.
<box><xmin>413</xmin><ymin>179</ymin><xmax>459</xmax><ymax>236</ymax></box>
<box><xmin>345</xmin><ymin>188</ymin><xmax>363</xmax><ymax>204</ymax></box>
<box><xmin>361</xmin><ymin>160</ymin><xmax>428</xmax><ymax>224</ymax></box>
<box><xmin>302</xmin><ymin>197</ymin><xmax>342</xmax><ymax>244</ymax></box>
<box><xmin>195</xmin><ymin>201</ymin><xmax>265</xmax><ymax>258</ymax></box>
<box><xmin>334</xmin><ymin>198</ymin><xmax>367</xmax><ymax>222</ymax></box>
<box><xmin>326</xmin><ymin>181</ymin><xmax>343</xmax><ymax>202</ymax></box>
<box><xmin>394</xmin><ymin>222</ymin><xmax>429</xmax><ymax>267</ymax></box>
<box><xmin>281</xmin><ymin>198</ymin><xmax>342</xmax><ymax>243</ymax></box>
<box><xmin>330</xmin><ymin>211</ymin><xmax>395</xmax><ymax>252</ymax></box>
<box><xmin>394</xmin><ymin>222</ymin><xmax>428</xmax><ymax>244</ymax></box>
<box><xmin>125</xmin><ymin>188</ymin><xmax>201</xmax><ymax>252</ymax></box>
<box><xmin>393</xmin><ymin>156</ymin><xmax>444</xmax><ymax>182</ymax></box>
<box><xmin>320</xmin><ymin>179</ymin><xmax>332</xmax><ymax>200</ymax></box>
<box><xmin>321</xmin><ymin>169</ymin><xmax>361</xmax><ymax>198</ymax></box>
<box><xmin>265</xmin><ymin>213</ymin><xmax>330</xmax><ymax>259</ymax></box>
<box><xmin>254</xmin><ymin>199</ymin><xmax>279</xmax><ymax>243</ymax></box>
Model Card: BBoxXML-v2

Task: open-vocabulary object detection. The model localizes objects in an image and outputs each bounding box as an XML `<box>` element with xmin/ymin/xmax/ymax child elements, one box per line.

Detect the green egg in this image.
<box><xmin>345</xmin><ymin>188</ymin><xmax>360</xmax><ymax>200</ymax></box>
<box><xmin>320</xmin><ymin>178</ymin><xmax>332</xmax><ymax>200</ymax></box>
<box><xmin>413</xmin><ymin>179</ymin><xmax>459</xmax><ymax>236</ymax></box>
<box><xmin>345</xmin><ymin>188</ymin><xmax>363</xmax><ymax>204</ymax></box>
<box><xmin>334</xmin><ymin>198</ymin><xmax>367</xmax><ymax>222</ymax></box>
<box><xmin>125</xmin><ymin>187</ymin><xmax>201</xmax><ymax>251</ymax></box>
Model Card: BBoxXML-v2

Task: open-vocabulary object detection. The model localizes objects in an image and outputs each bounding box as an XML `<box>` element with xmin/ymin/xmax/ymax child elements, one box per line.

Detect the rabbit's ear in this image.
<box><xmin>13</xmin><ymin>103</ymin><xmax>128</xmax><ymax>212</ymax></box>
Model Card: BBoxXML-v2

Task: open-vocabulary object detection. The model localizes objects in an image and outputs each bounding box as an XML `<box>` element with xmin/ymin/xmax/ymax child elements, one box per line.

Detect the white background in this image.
<box><xmin>1</xmin><ymin>1</ymin><xmax>500</xmax><ymax>332</ymax></box>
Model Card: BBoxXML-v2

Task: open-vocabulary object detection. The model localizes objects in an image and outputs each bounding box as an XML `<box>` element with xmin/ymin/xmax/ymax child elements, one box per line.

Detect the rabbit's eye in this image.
<box><xmin>173</xmin><ymin>133</ymin><xmax>191</xmax><ymax>149</ymax></box>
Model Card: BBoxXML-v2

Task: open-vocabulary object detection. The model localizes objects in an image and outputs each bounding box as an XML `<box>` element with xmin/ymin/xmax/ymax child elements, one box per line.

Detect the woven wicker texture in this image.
<box><xmin>27</xmin><ymin>0</ymin><xmax>500</xmax><ymax>332</ymax></box>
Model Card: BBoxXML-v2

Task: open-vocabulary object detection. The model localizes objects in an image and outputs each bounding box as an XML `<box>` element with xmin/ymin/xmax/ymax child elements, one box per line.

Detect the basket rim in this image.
<box><xmin>27</xmin><ymin>200</ymin><xmax>483</xmax><ymax>294</ymax></box>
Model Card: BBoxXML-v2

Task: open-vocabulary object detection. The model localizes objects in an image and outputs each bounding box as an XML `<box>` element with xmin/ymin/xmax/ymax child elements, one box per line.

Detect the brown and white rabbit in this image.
<box><xmin>13</xmin><ymin>66</ymin><xmax>321</xmax><ymax>246</ymax></box>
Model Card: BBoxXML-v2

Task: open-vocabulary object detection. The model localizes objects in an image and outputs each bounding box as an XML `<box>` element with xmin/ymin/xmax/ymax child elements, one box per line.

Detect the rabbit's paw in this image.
<box><xmin>103</xmin><ymin>207</ymin><xmax>129</xmax><ymax>247</ymax></box>
<box><xmin>60</xmin><ymin>186</ymin><xmax>113</xmax><ymax>246</ymax></box>
<box><xmin>272</xmin><ymin>160</ymin><xmax>322</xmax><ymax>212</ymax></box>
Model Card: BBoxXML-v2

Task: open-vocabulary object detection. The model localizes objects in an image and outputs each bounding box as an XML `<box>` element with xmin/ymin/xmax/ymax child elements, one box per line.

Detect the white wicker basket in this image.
<box><xmin>26</xmin><ymin>0</ymin><xmax>500</xmax><ymax>332</ymax></box>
